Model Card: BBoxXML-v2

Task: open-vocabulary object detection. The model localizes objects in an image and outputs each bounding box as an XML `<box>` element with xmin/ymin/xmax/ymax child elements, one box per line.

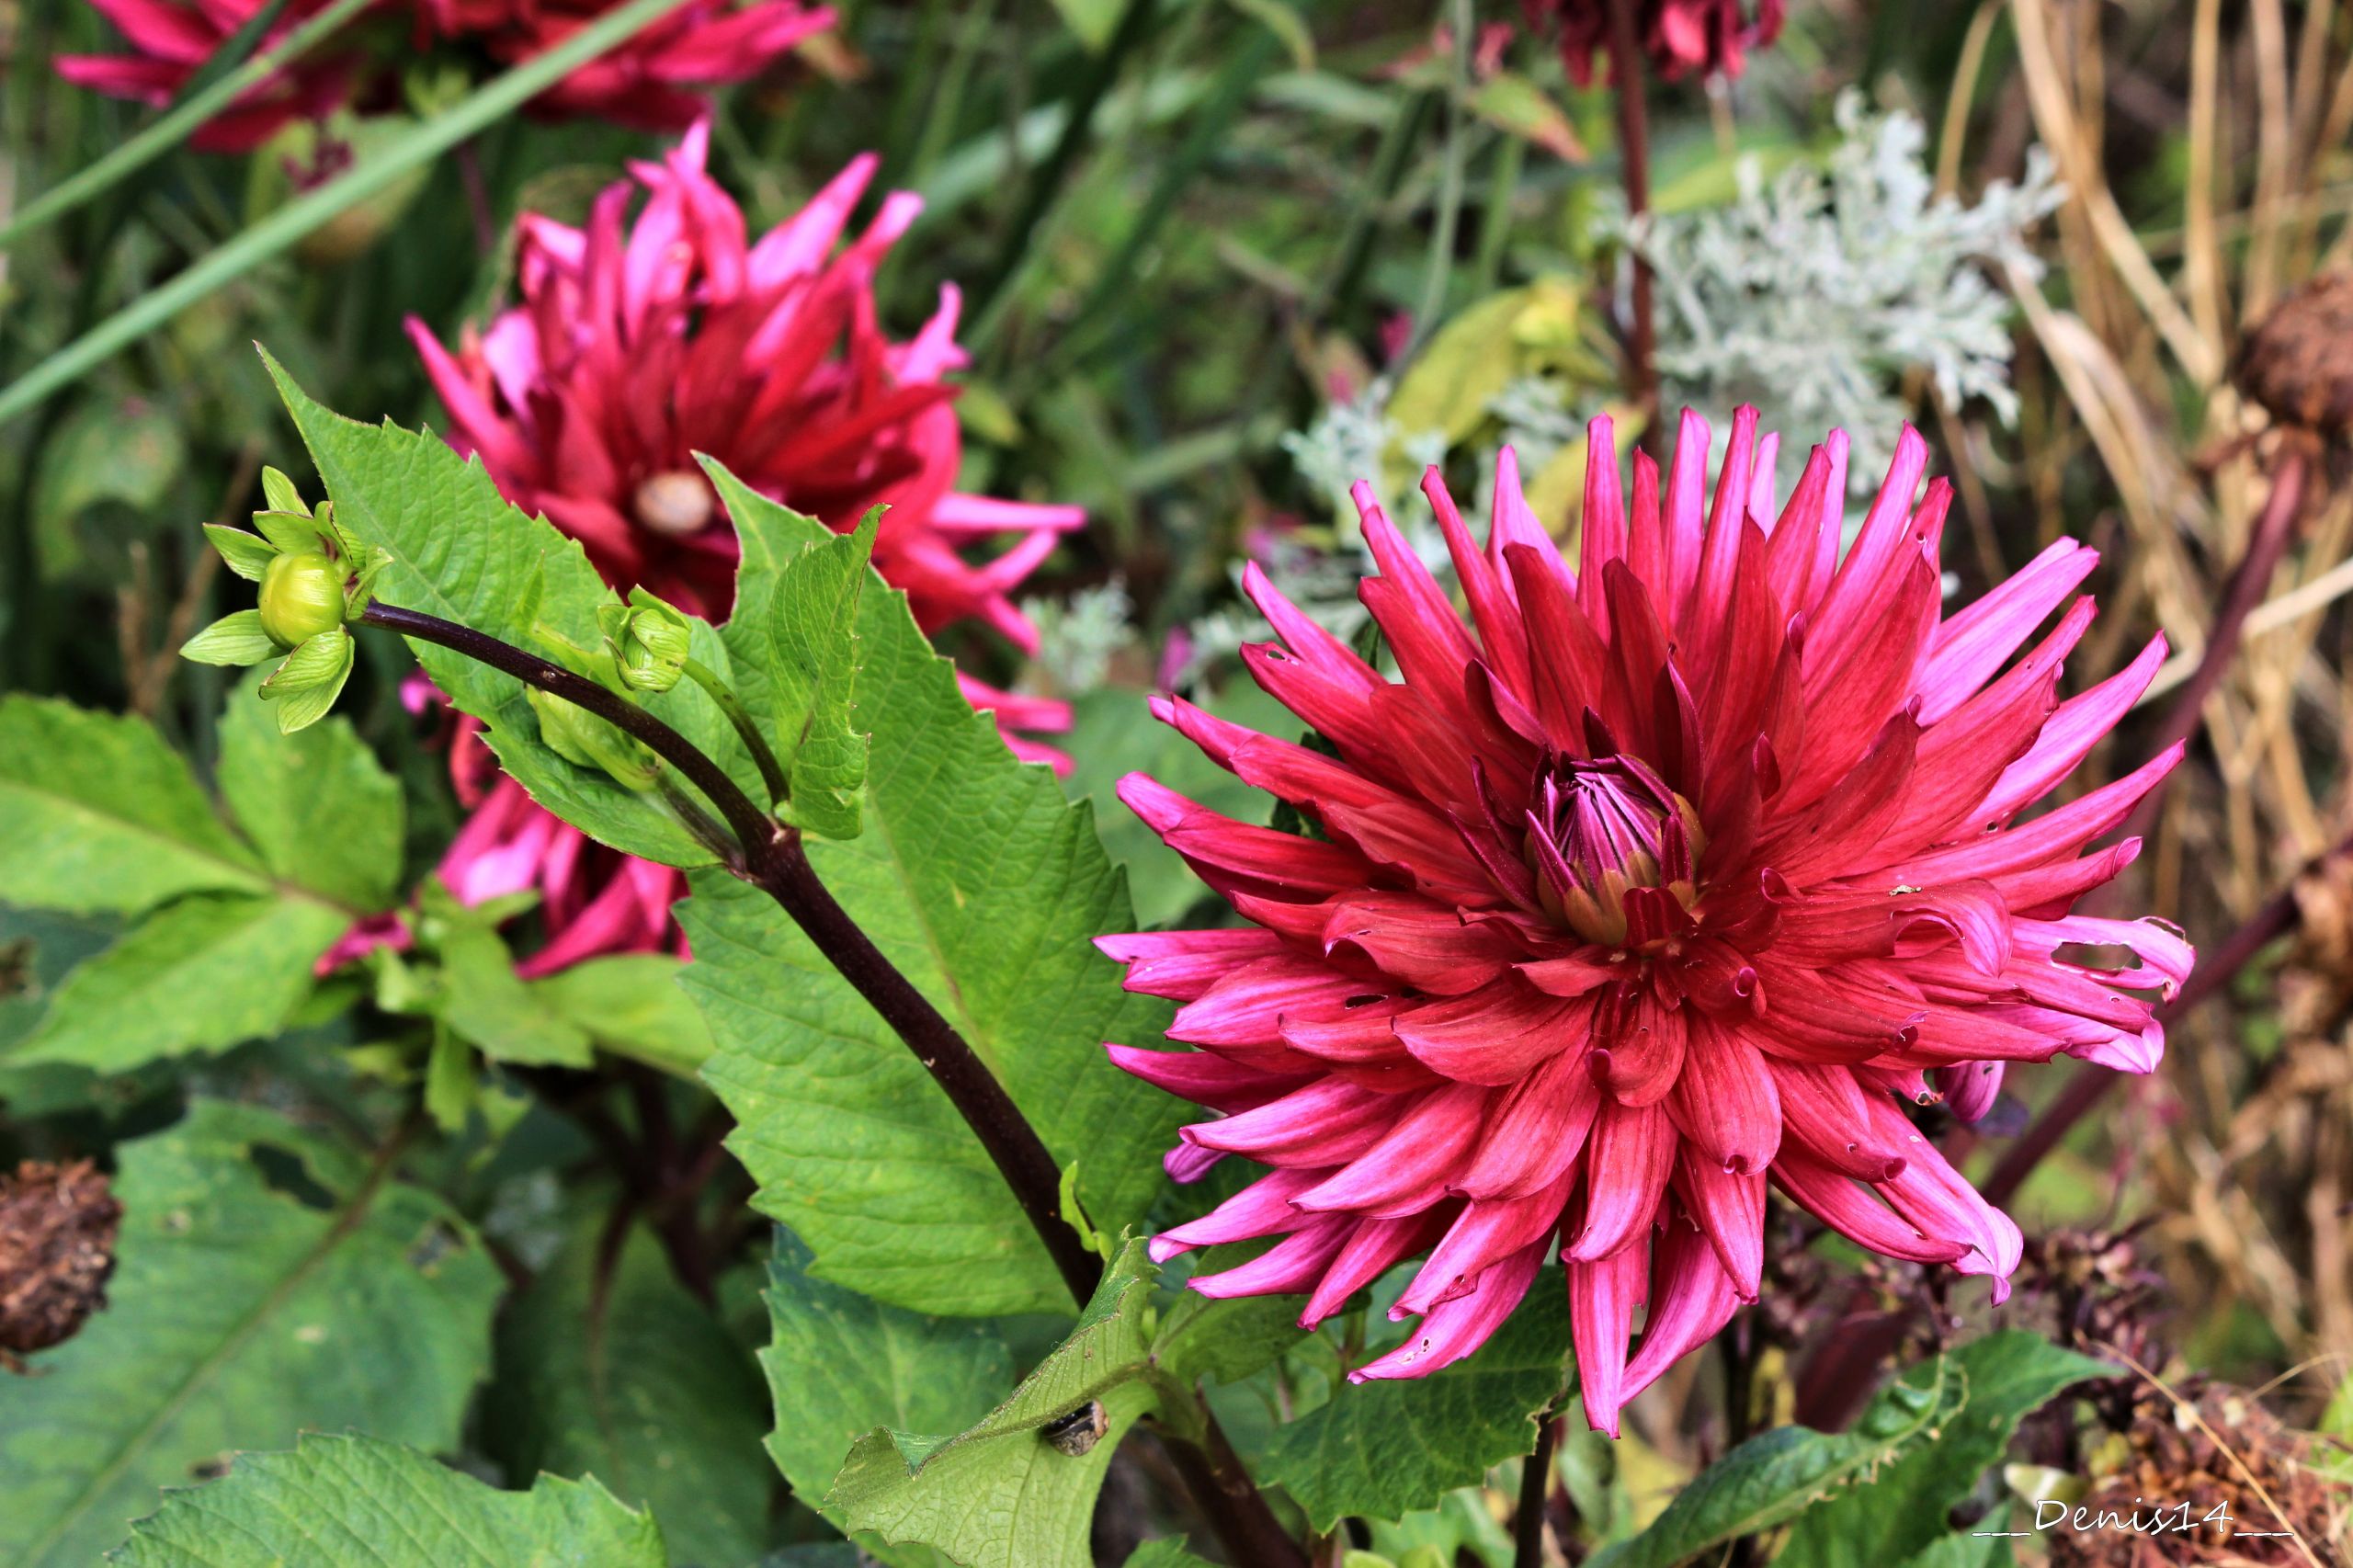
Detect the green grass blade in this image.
<box><xmin>0</xmin><ymin>0</ymin><xmax>699</xmax><ymax>426</ymax></box>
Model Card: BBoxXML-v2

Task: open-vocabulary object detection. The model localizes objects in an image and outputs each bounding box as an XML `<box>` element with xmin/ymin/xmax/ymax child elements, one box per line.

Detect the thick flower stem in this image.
<box><xmin>359</xmin><ymin>600</ymin><xmax>1306</xmax><ymax>1568</ymax></box>
<box><xmin>1607</xmin><ymin>0</ymin><xmax>1659</xmax><ymax>454</ymax></box>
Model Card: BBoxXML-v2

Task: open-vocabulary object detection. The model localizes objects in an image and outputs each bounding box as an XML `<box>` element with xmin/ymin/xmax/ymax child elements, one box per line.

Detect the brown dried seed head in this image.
<box><xmin>2236</xmin><ymin>273</ymin><xmax>2353</xmax><ymax>438</ymax></box>
<box><xmin>0</xmin><ymin>1159</ymin><xmax>123</xmax><ymax>1365</ymax></box>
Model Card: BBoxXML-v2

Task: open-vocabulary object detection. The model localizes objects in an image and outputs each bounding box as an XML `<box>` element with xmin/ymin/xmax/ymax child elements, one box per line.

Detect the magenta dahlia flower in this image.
<box><xmin>1527</xmin><ymin>0</ymin><xmax>1785</xmax><ymax>84</ymax></box>
<box><xmin>56</xmin><ymin>0</ymin><xmax>370</xmax><ymax>151</ymax></box>
<box><xmin>1105</xmin><ymin>411</ymin><xmax>2189</xmax><ymax>1435</ymax></box>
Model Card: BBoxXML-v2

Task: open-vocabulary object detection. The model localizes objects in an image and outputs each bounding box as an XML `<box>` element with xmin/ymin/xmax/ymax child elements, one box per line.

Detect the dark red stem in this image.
<box><xmin>1515</xmin><ymin>1415</ymin><xmax>1561</xmax><ymax>1568</ymax></box>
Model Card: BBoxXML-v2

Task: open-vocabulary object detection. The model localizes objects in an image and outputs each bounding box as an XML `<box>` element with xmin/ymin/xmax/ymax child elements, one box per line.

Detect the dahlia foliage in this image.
<box><xmin>1528</xmin><ymin>0</ymin><xmax>1786</xmax><ymax>85</ymax></box>
<box><xmin>58</xmin><ymin>0</ymin><xmax>833</xmax><ymax>150</ymax></box>
<box><xmin>389</xmin><ymin>121</ymin><xmax>1079</xmax><ymax>972</ymax></box>
<box><xmin>1107</xmin><ymin>412</ymin><xmax>2190</xmax><ymax>1435</ymax></box>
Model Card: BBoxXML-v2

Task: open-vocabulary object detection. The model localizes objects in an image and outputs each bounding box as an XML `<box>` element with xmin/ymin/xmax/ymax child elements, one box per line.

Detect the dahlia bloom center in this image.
<box><xmin>634</xmin><ymin>471</ymin><xmax>718</xmax><ymax>539</ymax></box>
<box><xmin>1527</xmin><ymin>753</ymin><xmax>1701</xmax><ymax>947</ymax></box>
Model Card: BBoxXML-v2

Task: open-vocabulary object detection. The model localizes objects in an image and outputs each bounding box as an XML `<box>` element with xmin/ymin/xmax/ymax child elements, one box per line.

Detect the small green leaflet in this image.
<box><xmin>0</xmin><ymin>1102</ymin><xmax>502</xmax><ymax>1568</ymax></box>
<box><xmin>826</xmin><ymin>1240</ymin><xmax>1171</xmax><ymax>1568</ymax></box>
<box><xmin>1256</xmin><ymin>1279</ymin><xmax>1574</xmax><ymax>1531</ymax></box>
<box><xmin>529</xmin><ymin>953</ymin><xmax>715</xmax><ymax>1077</ymax></box>
<box><xmin>106</xmin><ymin>1434</ymin><xmax>668</xmax><ymax>1567</ymax></box>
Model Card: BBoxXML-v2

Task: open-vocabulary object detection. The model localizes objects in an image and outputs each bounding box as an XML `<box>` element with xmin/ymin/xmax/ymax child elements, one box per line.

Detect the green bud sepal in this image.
<box><xmin>259</xmin><ymin>628</ymin><xmax>356</xmax><ymax>734</ymax></box>
<box><xmin>599</xmin><ymin>588</ymin><xmax>694</xmax><ymax>695</ymax></box>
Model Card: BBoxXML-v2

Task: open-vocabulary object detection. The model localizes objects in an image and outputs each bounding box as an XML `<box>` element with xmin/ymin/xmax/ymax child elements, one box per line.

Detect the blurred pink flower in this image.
<box><xmin>381</xmin><ymin>121</ymin><xmax>1080</xmax><ymax>977</ymax></box>
<box><xmin>57</xmin><ymin>0</ymin><xmax>832</xmax><ymax>152</ymax></box>
<box><xmin>1104</xmin><ymin>412</ymin><xmax>2188</xmax><ymax>1430</ymax></box>
<box><xmin>55</xmin><ymin>0</ymin><xmax>369</xmax><ymax>152</ymax></box>
<box><xmin>415</xmin><ymin>0</ymin><xmax>834</xmax><ymax>131</ymax></box>
<box><xmin>1527</xmin><ymin>0</ymin><xmax>1784</xmax><ymax>85</ymax></box>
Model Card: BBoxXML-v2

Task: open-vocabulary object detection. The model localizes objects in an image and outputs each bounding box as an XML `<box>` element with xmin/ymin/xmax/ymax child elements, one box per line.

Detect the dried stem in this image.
<box><xmin>1606</xmin><ymin>0</ymin><xmax>1658</xmax><ymax>455</ymax></box>
<box><xmin>357</xmin><ymin>598</ymin><xmax>1303</xmax><ymax>1568</ymax></box>
<box><xmin>2120</xmin><ymin>446</ymin><xmax>2310</xmax><ymax>846</ymax></box>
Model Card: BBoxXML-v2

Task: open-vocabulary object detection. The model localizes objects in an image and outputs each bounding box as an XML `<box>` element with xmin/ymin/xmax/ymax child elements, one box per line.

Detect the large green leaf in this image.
<box><xmin>0</xmin><ymin>696</ymin><xmax>265</xmax><ymax>915</ymax></box>
<box><xmin>0</xmin><ymin>1101</ymin><xmax>503</xmax><ymax>1568</ymax></box>
<box><xmin>265</xmin><ymin>359</ymin><xmax>737</xmax><ymax>870</ymax></box>
<box><xmin>687</xmin><ymin>473</ymin><xmax>1182</xmax><ymax>1317</ymax></box>
<box><xmin>1256</xmin><ymin>1281</ymin><xmax>1574</xmax><ymax>1531</ymax></box>
<box><xmin>488</xmin><ymin>1221</ymin><xmax>772</xmax><ymax>1568</ymax></box>
<box><xmin>826</xmin><ymin>1239</ymin><xmax>1168</xmax><ymax>1568</ymax></box>
<box><xmin>760</xmin><ymin>1229</ymin><xmax>1011</xmax><ymax>1560</ymax></box>
<box><xmin>1776</xmin><ymin>1333</ymin><xmax>2114</xmax><ymax>1568</ymax></box>
<box><xmin>1591</xmin><ymin>1334</ymin><xmax>2108</xmax><ymax>1568</ymax></box>
<box><xmin>218</xmin><ymin>676</ymin><xmax>404</xmax><ymax>912</ymax></box>
<box><xmin>5</xmin><ymin>892</ymin><xmax>347</xmax><ymax>1070</ymax></box>
<box><xmin>106</xmin><ymin>1433</ymin><xmax>668</xmax><ymax>1567</ymax></box>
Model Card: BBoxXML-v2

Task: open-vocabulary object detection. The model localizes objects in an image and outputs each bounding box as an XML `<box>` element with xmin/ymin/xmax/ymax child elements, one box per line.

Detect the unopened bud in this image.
<box><xmin>258</xmin><ymin>551</ymin><xmax>347</xmax><ymax>650</ymax></box>
<box><xmin>608</xmin><ymin>592</ymin><xmax>693</xmax><ymax>694</ymax></box>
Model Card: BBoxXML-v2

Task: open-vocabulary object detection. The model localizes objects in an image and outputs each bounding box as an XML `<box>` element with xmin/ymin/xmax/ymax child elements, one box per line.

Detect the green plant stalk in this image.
<box><xmin>0</xmin><ymin>0</ymin><xmax>700</xmax><ymax>426</ymax></box>
<box><xmin>682</xmin><ymin>656</ymin><xmax>790</xmax><ymax>806</ymax></box>
<box><xmin>0</xmin><ymin>0</ymin><xmax>376</xmax><ymax>254</ymax></box>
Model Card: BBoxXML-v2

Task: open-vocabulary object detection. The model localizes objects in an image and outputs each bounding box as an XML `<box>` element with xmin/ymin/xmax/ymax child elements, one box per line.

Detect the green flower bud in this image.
<box><xmin>527</xmin><ymin>687</ymin><xmax>660</xmax><ymax>792</ymax></box>
<box><xmin>258</xmin><ymin>551</ymin><xmax>347</xmax><ymax>649</ymax></box>
<box><xmin>609</xmin><ymin>593</ymin><xmax>693</xmax><ymax>694</ymax></box>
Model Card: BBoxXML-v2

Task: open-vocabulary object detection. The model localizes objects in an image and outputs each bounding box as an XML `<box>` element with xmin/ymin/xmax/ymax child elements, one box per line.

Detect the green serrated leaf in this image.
<box><xmin>1775</xmin><ymin>1334</ymin><xmax>2115</xmax><ymax>1568</ymax></box>
<box><xmin>219</xmin><ymin>674</ymin><xmax>404</xmax><ymax>910</ymax></box>
<box><xmin>826</xmin><ymin>1239</ymin><xmax>1165</xmax><ymax>1568</ymax></box>
<box><xmin>0</xmin><ymin>696</ymin><xmax>267</xmax><ymax>915</ymax></box>
<box><xmin>179</xmin><ymin>608</ymin><xmax>281</xmax><ymax>666</ymax></box>
<box><xmin>262</xmin><ymin>357</ymin><xmax>725</xmax><ymax>869</ymax></box>
<box><xmin>687</xmin><ymin>477</ymin><xmax>1182</xmax><ymax>1318</ymax></box>
<box><xmin>489</xmin><ymin>1221</ymin><xmax>769</xmax><ymax>1568</ymax></box>
<box><xmin>761</xmin><ymin>1228</ymin><xmax>1011</xmax><ymax>1562</ymax></box>
<box><xmin>6</xmin><ymin>893</ymin><xmax>345</xmax><ymax>1071</ymax></box>
<box><xmin>1257</xmin><ymin>1280</ymin><xmax>1574</xmax><ymax>1530</ymax></box>
<box><xmin>1</xmin><ymin>1102</ymin><xmax>503</xmax><ymax>1568</ymax></box>
<box><xmin>259</xmin><ymin>627</ymin><xmax>355</xmax><ymax>733</ymax></box>
<box><xmin>106</xmin><ymin>1433</ymin><xmax>667</xmax><ymax>1567</ymax></box>
<box><xmin>202</xmin><ymin>524</ymin><xmax>281</xmax><ymax>582</ymax></box>
<box><xmin>530</xmin><ymin>953</ymin><xmax>714</xmax><ymax>1077</ymax></box>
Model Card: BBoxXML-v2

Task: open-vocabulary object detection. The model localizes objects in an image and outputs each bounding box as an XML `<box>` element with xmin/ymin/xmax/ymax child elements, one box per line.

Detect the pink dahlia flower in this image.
<box><xmin>1526</xmin><ymin>0</ymin><xmax>1784</xmax><ymax>85</ymax></box>
<box><xmin>56</xmin><ymin>0</ymin><xmax>370</xmax><ymax>151</ymax></box>
<box><xmin>415</xmin><ymin>0</ymin><xmax>834</xmax><ymax>131</ymax></box>
<box><xmin>1104</xmin><ymin>411</ymin><xmax>2189</xmax><ymax>1436</ymax></box>
<box><xmin>389</xmin><ymin>122</ymin><xmax>1080</xmax><ymax>976</ymax></box>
